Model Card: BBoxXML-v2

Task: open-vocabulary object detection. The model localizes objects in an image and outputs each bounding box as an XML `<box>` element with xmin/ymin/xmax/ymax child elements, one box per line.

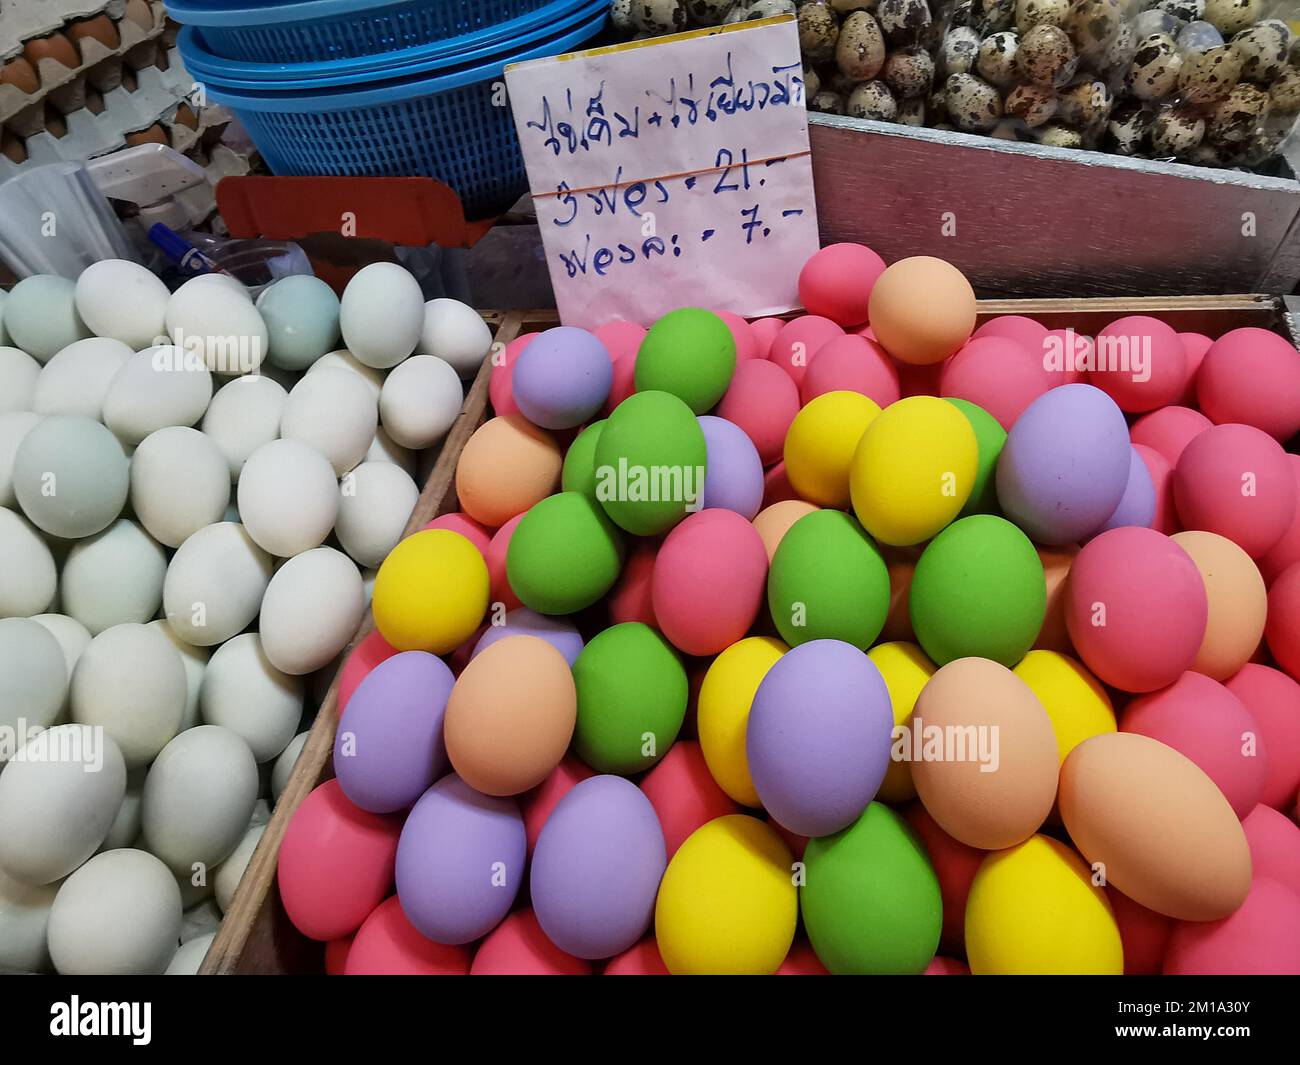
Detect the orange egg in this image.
<box><xmin>910</xmin><ymin>657</ymin><xmax>1059</xmax><ymax>850</ymax></box>
<box><xmin>1171</xmin><ymin>530</ymin><xmax>1267</xmax><ymax>681</ymax></box>
<box><xmin>443</xmin><ymin>636</ymin><xmax>576</xmax><ymax>796</ymax></box>
<box><xmin>1</xmin><ymin>129</ymin><xmax>28</xmax><ymax>165</ymax></box>
<box><xmin>24</xmin><ymin>33</ymin><xmax>81</xmax><ymax>70</ymax></box>
<box><xmin>455</xmin><ymin>415</ymin><xmax>562</xmax><ymax>527</ymax></box>
<box><xmin>173</xmin><ymin>102</ymin><xmax>199</xmax><ymax>130</ymax></box>
<box><xmin>1</xmin><ymin>56</ymin><xmax>40</xmax><ymax>95</ymax></box>
<box><xmin>751</xmin><ymin>500</ymin><xmax>819</xmax><ymax>562</ymax></box>
<box><xmin>1034</xmin><ymin>544</ymin><xmax>1077</xmax><ymax>653</ymax></box>
<box><xmin>867</xmin><ymin>256</ymin><xmax>977</xmax><ymax>366</ymax></box>
<box><xmin>124</xmin><ymin>123</ymin><xmax>167</xmax><ymax>146</ymax></box>
<box><xmin>1059</xmin><ymin>731</ymin><xmax>1251</xmax><ymax>921</ymax></box>
<box><xmin>67</xmin><ymin>16</ymin><xmax>121</xmax><ymax>55</ymax></box>
<box><xmin>125</xmin><ymin>0</ymin><xmax>155</xmax><ymax>31</ymax></box>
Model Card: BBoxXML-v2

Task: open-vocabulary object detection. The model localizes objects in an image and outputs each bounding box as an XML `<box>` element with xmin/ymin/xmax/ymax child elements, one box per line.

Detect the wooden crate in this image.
<box><xmin>200</xmin><ymin>295</ymin><xmax>1289</xmax><ymax>975</ymax></box>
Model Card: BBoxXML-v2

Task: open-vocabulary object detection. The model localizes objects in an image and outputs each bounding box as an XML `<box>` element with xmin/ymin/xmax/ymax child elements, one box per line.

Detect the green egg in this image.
<box><xmin>802</xmin><ymin>802</ymin><xmax>942</xmax><ymax>975</ymax></box>
<box><xmin>505</xmin><ymin>491</ymin><xmax>625</xmax><ymax>614</ymax></box>
<box><xmin>945</xmin><ymin>398</ymin><xmax>1006</xmax><ymax>517</ymax></box>
<box><xmin>633</xmin><ymin>307</ymin><xmax>737</xmax><ymax>414</ymax></box>
<box><xmin>909</xmin><ymin>514</ymin><xmax>1045</xmax><ymax>667</ymax></box>
<box><xmin>572</xmin><ymin>621</ymin><xmax>687</xmax><ymax>774</ymax></box>
<box><xmin>767</xmin><ymin>509</ymin><xmax>890</xmax><ymax>650</ymax></box>
<box><xmin>592</xmin><ymin>390</ymin><xmax>707</xmax><ymax>536</ymax></box>
<box><xmin>561</xmin><ymin>419</ymin><xmax>605</xmax><ymax>501</ymax></box>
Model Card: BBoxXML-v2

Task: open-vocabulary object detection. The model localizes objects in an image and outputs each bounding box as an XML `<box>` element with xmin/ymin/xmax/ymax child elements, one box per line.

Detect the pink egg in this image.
<box><xmin>489</xmin><ymin>332</ymin><xmax>537</xmax><ymax>418</ymax></box>
<box><xmin>1163</xmin><ymin>876</ymin><xmax>1300</xmax><ymax>975</ymax></box>
<box><xmin>905</xmin><ymin>803</ymin><xmax>984</xmax><ymax>955</ymax></box>
<box><xmin>855</xmin><ymin>323</ymin><xmax>878</xmax><ymax>341</ymax></box>
<box><xmin>769</xmin><ymin>315</ymin><xmax>844</xmax><ymax>385</ymax></box>
<box><xmin>800</xmin><ymin>333</ymin><xmax>901</xmax><ymax>408</ymax></box>
<box><xmin>1090</xmin><ymin>315</ymin><xmax>1187</xmax><ymax>412</ymax></box>
<box><xmin>1066</xmin><ymin>527</ymin><xmax>1208</xmax><ymax>693</ymax></box>
<box><xmin>762</xmin><ymin>462</ymin><xmax>798</xmax><ymax>506</ymax></box>
<box><xmin>1225</xmin><ymin>664</ymin><xmax>1300</xmax><ymax>810</ymax></box>
<box><xmin>894</xmin><ymin>356</ymin><xmax>944</xmax><ymax>398</ymax></box>
<box><xmin>339</xmin><ymin>629</ymin><xmax>399</xmax><ymax>712</ymax></box>
<box><xmin>423</xmin><ymin>512</ymin><xmax>493</xmax><ymax>558</ymax></box>
<box><xmin>716</xmin><ymin>359</ymin><xmax>800</xmax><ymax>465</ymax></box>
<box><xmin>1261</xmin><ymin>456</ymin><xmax>1300</xmax><ymax>584</ymax></box>
<box><xmin>651</xmin><ymin>509</ymin><xmax>768</xmax><ymax>656</ymax></box>
<box><xmin>470</xmin><ymin>909</ymin><xmax>591</xmax><ymax>975</ymax></box>
<box><xmin>1243</xmin><ymin>804</ymin><xmax>1300</xmax><ymax>895</ymax></box>
<box><xmin>447</xmin><ymin>623</ymin><xmax>487</xmax><ymax>676</ymax></box>
<box><xmin>1197</xmin><ymin>327</ymin><xmax>1300</xmax><ymax>441</ymax></box>
<box><xmin>603</xmin><ymin>938</ymin><xmax>669</xmax><ymax>975</ymax></box>
<box><xmin>345</xmin><ymin>896</ymin><xmax>472</xmax><ymax>974</ymax></box>
<box><xmin>971</xmin><ymin>314</ymin><xmax>1049</xmax><ymax>351</ymax></box>
<box><xmin>1176</xmin><ymin>331</ymin><xmax>1212</xmax><ymax>404</ymax></box>
<box><xmin>607</xmin><ymin>538</ymin><xmax>659</xmax><ymax>628</ymax></box>
<box><xmin>1133</xmin><ymin>444</ymin><xmax>1177</xmax><ymax>535</ymax></box>
<box><xmin>1121</xmin><ymin>672</ymin><xmax>1267</xmax><ymax>818</ymax></box>
<box><xmin>278</xmin><ymin>779</ymin><xmax>402</xmax><ymax>941</ymax></box>
<box><xmin>592</xmin><ymin>320</ymin><xmax>645</xmax><ymax>362</ymax></box>
<box><xmin>923</xmin><ymin>956</ymin><xmax>970</xmax><ymax>975</ymax></box>
<box><xmin>519</xmin><ymin>754</ymin><xmax>594</xmax><ymax>853</ymax></box>
<box><xmin>749</xmin><ymin>317</ymin><xmax>785</xmax><ymax>359</ymax></box>
<box><xmin>778</xmin><ymin>940</ymin><xmax>831</xmax><ymax>974</ymax></box>
<box><xmin>712</xmin><ymin>309</ymin><xmax>758</xmax><ymax>361</ymax></box>
<box><xmin>768</xmin><ymin>817</ymin><xmax>808</xmax><ymax>859</ymax></box>
<box><xmin>640</xmin><ymin>739</ymin><xmax>739</xmax><ymax>857</ymax></box>
<box><xmin>1107</xmin><ymin>888</ymin><xmax>1174</xmax><ymax>975</ymax></box>
<box><xmin>1040</xmin><ymin>328</ymin><xmax>1091</xmax><ymax>385</ymax></box>
<box><xmin>1174</xmin><ymin>423</ymin><xmax>1297</xmax><ymax>559</ymax></box>
<box><xmin>325</xmin><ymin>935</ymin><xmax>353</xmax><ymax>975</ymax></box>
<box><xmin>485</xmin><ymin>513</ymin><xmax>523</xmax><ymax>611</ymax></box>
<box><xmin>939</xmin><ymin>335</ymin><xmax>1055</xmax><ymax>429</ymax></box>
<box><xmin>1267</xmin><ymin>563</ymin><xmax>1300</xmax><ymax>682</ymax></box>
<box><xmin>1129</xmin><ymin>405</ymin><xmax>1213</xmax><ymax>467</ymax></box>
<box><xmin>797</xmin><ymin>243</ymin><xmax>887</xmax><ymax>327</ymax></box>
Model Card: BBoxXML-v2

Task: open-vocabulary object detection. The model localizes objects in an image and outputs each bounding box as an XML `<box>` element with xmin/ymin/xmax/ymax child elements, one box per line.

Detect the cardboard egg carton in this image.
<box><xmin>0</xmin><ymin>0</ymin><xmax>117</xmax><ymax>56</ymax></box>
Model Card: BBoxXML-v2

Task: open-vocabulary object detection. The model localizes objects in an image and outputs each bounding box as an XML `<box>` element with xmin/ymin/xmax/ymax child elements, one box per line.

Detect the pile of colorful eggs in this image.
<box><xmin>279</xmin><ymin>241</ymin><xmax>1300</xmax><ymax>975</ymax></box>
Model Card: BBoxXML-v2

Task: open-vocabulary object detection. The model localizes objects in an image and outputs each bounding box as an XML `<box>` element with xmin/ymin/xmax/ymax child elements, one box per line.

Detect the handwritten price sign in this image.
<box><xmin>505</xmin><ymin>15</ymin><xmax>819</xmax><ymax>329</ymax></box>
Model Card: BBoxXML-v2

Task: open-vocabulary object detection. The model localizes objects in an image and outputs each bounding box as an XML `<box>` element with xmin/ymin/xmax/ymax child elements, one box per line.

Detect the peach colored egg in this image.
<box><xmin>1163</xmin><ymin>875</ymin><xmax>1300</xmax><ymax>975</ymax></box>
<box><xmin>1059</xmin><ymin>731</ymin><xmax>1252</xmax><ymax>920</ymax></box>
<box><xmin>67</xmin><ymin>16</ymin><xmax>121</xmax><ymax>54</ymax></box>
<box><xmin>910</xmin><ymin>658</ymin><xmax>1059</xmax><ymax>850</ymax></box>
<box><xmin>1106</xmin><ymin>888</ymin><xmax>1173</xmax><ymax>975</ymax></box>
<box><xmin>443</xmin><ymin>635</ymin><xmax>576</xmax><ymax>796</ymax></box>
<box><xmin>1134</xmin><ymin>444</ymin><xmax>1177</xmax><ymax>535</ymax></box>
<box><xmin>753</xmin><ymin>499</ymin><xmax>820</xmax><ymax>562</ymax></box>
<box><xmin>1171</xmin><ymin>531</ymin><xmax>1266</xmax><ymax>680</ymax></box>
<box><xmin>1034</xmin><ymin>545</ymin><xmax>1077</xmax><ymax>653</ymax></box>
<box><xmin>24</xmin><ymin>33</ymin><xmax>80</xmax><ymax>69</ymax></box>
<box><xmin>454</xmin><ymin>415</ymin><xmax>561</xmax><ymax>527</ymax></box>
<box><xmin>868</xmin><ymin>257</ymin><xmax>976</xmax><ymax>366</ymax></box>
<box><xmin>1</xmin><ymin>56</ymin><xmax>40</xmax><ymax>95</ymax></box>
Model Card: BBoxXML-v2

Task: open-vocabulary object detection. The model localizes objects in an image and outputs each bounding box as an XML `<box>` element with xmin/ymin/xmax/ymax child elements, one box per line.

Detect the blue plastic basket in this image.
<box><xmin>165</xmin><ymin>0</ymin><xmax>558</xmax><ymax>63</ymax></box>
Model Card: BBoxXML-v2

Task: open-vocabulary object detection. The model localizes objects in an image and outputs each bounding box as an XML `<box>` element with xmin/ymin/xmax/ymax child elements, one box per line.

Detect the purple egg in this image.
<box><xmin>698</xmin><ymin>415</ymin><xmax>764</xmax><ymax>519</ymax></box>
<box><xmin>1097</xmin><ymin>445</ymin><xmax>1156</xmax><ymax>534</ymax></box>
<box><xmin>996</xmin><ymin>383</ymin><xmax>1130</xmax><ymax>545</ymax></box>
<box><xmin>746</xmin><ymin>639</ymin><xmax>893</xmax><ymax>838</ymax></box>
<box><xmin>395</xmin><ymin>774</ymin><xmax>525</xmax><ymax>944</ymax></box>
<box><xmin>334</xmin><ymin>651</ymin><xmax>454</xmax><ymax>813</ymax></box>
<box><xmin>512</xmin><ymin>326</ymin><xmax>612</xmax><ymax>430</ymax></box>
<box><xmin>530</xmin><ymin>775</ymin><xmax>666</xmax><ymax>959</ymax></box>
<box><xmin>471</xmin><ymin>608</ymin><xmax>584</xmax><ymax>666</ymax></box>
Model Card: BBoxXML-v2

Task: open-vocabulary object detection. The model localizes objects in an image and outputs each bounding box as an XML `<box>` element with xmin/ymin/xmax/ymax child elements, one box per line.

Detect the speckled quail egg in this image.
<box><xmin>1151</xmin><ymin>106</ymin><xmax>1207</xmax><ymax>155</ymax></box>
<box><xmin>724</xmin><ymin>2</ymin><xmax>752</xmax><ymax>21</ymax></box>
<box><xmin>946</xmin><ymin>72</ymin><xmax>1004</xmax><ymax>129</ymax></box>
<box><xmin>1202</xmin><ymin>0</ymin><xmax>1261</xmax><ymax>37</ymax></box>
<box><xmin>830</xmin><ymin>0</ymin><xmax>874</xmax><ymax>12</ymax></box>
<box><xmin>848</xmin><ymin>79</ymin><xmax>899</xmax><ymax>118</ymax></box>
<box><xmin>1108</xmin><ymin>102</ymin><xmax>1154</xmax><ymax>152</ymax></box>
<box><xmin>803</xmin><ymin>65</ymin><xmax>822</xmax><ymax>98</ymax></box>
<box><xmin>1132</xmin><ymin>8</ymin><xmax>1179</xmax><ymax>39</ymax></box>
<box><xmin>1038</xmin><ymin>121</ymin><xmax>1084</xmax><ymax>147</ymax></box>
<box><xmin>1102</xmin><ymin>20</ymin><xmax>1137</xmax><ymax>69</ymax></box>
<box><xmin>977</xmin><ymin>31</ymin><xmax>1020</xmax><ymax>86</ymax></box>
<box><xmin>633</xmin><ymin>0</ymin><xmax>690</xmax><ymax>32</ymax></box>
<box><xmin>1178</xmin><ymin>43</ymin><xmax>1242</xmax><ymax>104</ymax></box>
<box><xmin>747</xmin><ymin>0</ymin><xmax>797</xmax><ymax>15</ymax></box>
<box><xmin>829</xmin><ymin>69</ymin><xmax>861</xmax><ymax>94</ymax></box>
<box><xmin>1058</xmin><ymin>78</ymin><xmax>1113</xmax><ymax>128</ymax></box>
<box><xmin>1177</xmin><ymin>19</ymin><xmax>1224</xmax><ymax>53</ymax></box>
<box><xmin>929</xmin><ymin>84</ymin><xmax>947</xmax><ymax>113</ymax></box>
<box><xmin>836</xmin><ymin>11</ymin><xmax>886</xmax><ymax>79</ymax></box>
<box><xmin>898</xmin><ymin>96</ymin><xmax>927</xmax><ymax>123</ymax></box>
<box><xmin>1270</xmin><ymin>67</ymin><xmax>1300</xmax><ymax>112</ymax></box>
<box><xmin>612</xmin><ymin>0</ymin><xmax>635</xmax><ymax>31</ymax></box>
<box><xmin>1005</xmin><ymin>82</ymin><xmax>1060</xmax><ymax>124</ymax></box>
<box><xmin>1153</xmin><ymin>0</ymin><xmax>1204</xmax><ymax>20</ymax></box>
<box><xmin>876</xmin><ymin>0</ymin><xmax>931</xmax><ymax>45</ymax></box>
<box><xmin>1130</xmin><ymin>33</ymin><xmax>1183</xmax><ymax>100</ymax></box>
<box><xmin>799</xmin><ymin>2</ymin><xmax>841</xmax><ymax>61</ymax></box>
<box><xmin>970</xmin><ymin>0</ymin><xmax>1016</xmax><ymax>33</ymax></box>
<box><xmin>942</xmin><ymin>26</ymin><xmax>982</xmax><ymax>74</ymax></box>
<box><xmin>1232</xmin><ymin>20</ymin><xmax>1291</xmax><ymax>84</ymax></box>
<box><xmin>1016</xmin><ymin>0</ymin><xmax>1070</xmax><ymax>30</ymax></box>
<box><xmin>1065</xmin><ymin>0</ymin><xmax>1122</xmax><ymax>60</ymax></box>
<box><xmin>1184</xmin><ymin>140</ymin><xmax>1227</xmax><ymax>165</ymax></box>
<box><xmin>686</xmin><ymin>0</ymin><xmax>736</xmax><ymax>23</ymax></box>
<box><xmin>1018</xmin><ymin>23</ymin><xmax>1077</xmax><ymax>87</ymax></box>
<box><xmin>883</xmin><ymin>46</ymin><xmax>936</xmax><ymax>95</ymax></box>
<box><xmin>811</xmin><ymin>89</ymin><xmax>848</xmax><ymax>112</ymax></box>
<box><xmin>1207</xmin><ymin>81</ymin><xmax>1270</xmax><ymax>144</ymax></box>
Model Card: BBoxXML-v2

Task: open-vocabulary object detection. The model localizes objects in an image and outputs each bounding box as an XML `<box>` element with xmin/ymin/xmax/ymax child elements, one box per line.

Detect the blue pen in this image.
<box><xmin>147</xmin><ymin>223</ymin><xmax>224</xmax><ymax>276</ymax></box>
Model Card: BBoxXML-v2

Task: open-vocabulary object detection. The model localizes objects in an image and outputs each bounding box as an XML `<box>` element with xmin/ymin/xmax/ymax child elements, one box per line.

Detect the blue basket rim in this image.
<box><xmin>198</xmin><ymin>7</ymin><xmax>606</xmax><ymax>110</ymax></box>
<box><xmin>178</xmin><ymin>0</ymin><xmax>603</xmax><ymax>86</ymax></box>
<box><xmin>164</xmin><ymin>0</ymin><xmax>514</xmax><ymax>28</ymax></box>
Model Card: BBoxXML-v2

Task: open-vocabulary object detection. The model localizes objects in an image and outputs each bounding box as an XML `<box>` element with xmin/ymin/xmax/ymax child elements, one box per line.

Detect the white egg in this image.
<box><xmin>236</xmin><ymin>438</ymin><xmax>339</xmax><ymax>557</ymax></box>
<box><xmin>162</xmin><ymin>521</ymin><xmax>272</xmax><ymax>646</ymax></box>
<box><xmin>0</xmin><ymin>865</ymin><xmax>58</xmax><ymax>972</ymax></box>
<box><xmin>0</xmin><ymin>507</ymin><xmax>57</xmax><ymax>617</ymax></box>
<box><xmin>149</xmin><ymin>619</ymin><xmax>209</xmax><ymax>731</ymax></box>
<box><xmin>74</xmin><ymin>260</ymin><xmax>171</xmax><ymax>349</ymax></box>
<box><xmin>363</xmin><ymin>567</ymin><xmax>378</xmax><ymax>606</ymax></box>
<box><xmin>0</xmin><ymin>290</ymin><xmax>9</xmax><ymax>344</ymax></box>
<box><xmin>12</xmin><ymin>414</ymin><xmax>129</xmax><ymax>539</ymax></box>
<box><xmin>280</xmin><ymin>367</ymin><xmax>377</xmax><ymax>476</ymax></box>
<box><xmin>0</xmin><ymin>347</ymin><xmax>40</xmax><ymax>413</ymax></box>
<box><xmin>164</xmin><ymin>931</ymin><xmax>215</xmax><ymax>975</ymax></box>
<box><xmin>200</xmin><ymin>633</ymin><xmax>302</xmax><ymax>762</ymax></box>
<box><xmin>0</xmin><ymin>724</ymin><xmax>126</xmax><ymax>884</ymax></box>
<box><xmin>200</xmin><ymin>375</ymin><xmax>287</xmax><ymax>481</ymax></box>
<box><xmin>213</xmin><ymin>823</ymin><xmax>265</xmax><ymax>913</ymax></box>
<box><xmin>0</xmin><ymin>412</ymin><xmax>40</xmax><ymax>507</ymax></box>
<box><xmin>339</xmin><ymin>263</ymin><xmax>424</xmax><ymax>369</ymax></box>
<box><xmin>141</xmin><ymin>724</ymin><xmax>258</xmax><ymax>875</ymax></box>
<box><xmin>336</xmin><ymin>460</ymin><xmax>419</xmax><ymax>568</ymax></box>
<box><xmin>0</xmin><ymin>617</ymin><xmax>66</xmax><ymax>744</ymax></box>
<box><xmin>60</xmin><ymin>519</ymin><xmax>167</xmax><ymax>636</ymax></box>
<box><xmin>30</xmin><ymin>613</ymin><xmax>91</xmax><ymax>691</ymax></box>
<box><xmin>33</xmin><ymin>337</ymin><xmax>134</xmax><ymax>419</ymax></box>
<box><xmin>71</xmin><ymin>623</ymin><xmax>186</xmax><ymax>769</ymax></box>
<box><xmin>418</xmin><ymin>297</ymin><xmax>492</xmax><ymax>377</ymax></box>
<box><xmin>379</xmin><ymin>353</ymin><xmax>462</xmax><ymax>449</ymax></box>
<box><xmin>2</xmin><ymin>276</ymin><xmax>91</xmax><ymax>363</ymax></box>
<box><xmin>48</xmin><ymin>848</ymin><xmax>182</xmax><ymax>975</ymax></box>
<box><xmin>271</xmin><ymin>730</ymin><xmax>309</xmax><ymax>801</ymax></box>
<box><xmin>259</xmin><ymin>547</ymin><xmax>364</xmax><ymax>676</ymax></box>
<box><xmin>102</xmin><ymin>346</ymin><xmax>213</xmax><ymax>445</ymax></box>
<box><xmin>309</xmin><ymin>349</ymin><xmax>384</xmax><ymax>401</ymax></box>
<box><xmin>257</xmin><ymin>275</ymin><xmax>341</xmax><ymax>371</ymax></box>
<box><xmin>366</xmin><ymin>425</ymin><xmax>416</xmax><ymax>474</ymax></box>
<box><xmin>177</xmin><ymin>865</ymin><xmax>215</xmax><ymax>908</ymax></box>
<box><xmin>98</xmin><ymin>766</ymin><xmax>144</xmax><ymax>853</ymax></box>
<box><xmin>164</xmin><ymin>276</ymin><xmax>269</xmax><ymax>377</ymax></box>
<box><xmin>129</xmin><ymin>426</ymin><xmax>231</xmax><ymax>548</ymax></box>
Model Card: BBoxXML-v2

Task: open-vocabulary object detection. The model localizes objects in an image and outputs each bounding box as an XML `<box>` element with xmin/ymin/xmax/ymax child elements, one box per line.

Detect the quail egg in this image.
<box><xmin>1152</xmin><ymin>0</ymin><xmax>1204</xmax><ymax>20</ymax></box>
<box><xmin>830</xmin><ymin>0</ymin><xmax>874</xmax><ymax>12</ymax></box>
<box><xmin>876</xmin><ymin>0</ymin><xmax>931</xmax><ymax>45</ymax></box>
<box><xmin>1005</xmin><ymin>82</ymin><xmax>1059</xmax><ymax>125</ymax></box>
<box><xmin>1066</xmin><ymin>0</ymin><xmax>1122</xmax><ymax>60</ymax></box>
<box><xmin>810</xmin><ymin>90</ymin><xmax>848</xmax><ymax>113</ymax></box>
<box><xmin>836</xmin><ymin>11</ymin><xmax>886</xmax><ymax>79</ymax></box>
<box><xmin>1178</xmin><ymin>43</ymin><xmax>1242</xmax><ymax>104</ymax></box>
<box><xmin>1102</xmin><ymin>21</ymin><xmax>1137</xmax><ymax>69</ymax></box>
<box><xmin>1058</xmin><ymin>79</ymin><xmax>1113</xmax><ymax>128</ymax></box>
<box><xmin>611</xmin><ymin>0</ymin><xmax>636</xmax><ymax>31</ymax></box>
<box><xmin>977</xmin><ymin>31</ymin><xmax>1020</xmax><ymax>87</ymax></box>
<box><xmin>946</xmin><ymin>72</ymin><xmax>1004</xmax><ymax>130</ymax></box>
<box><xmin>1016</xmin><ymin>0</ymin><xmax>1070</xmax><ymax>30</ymax></box>
<box><xmin>746</xmin><ymin>0</ymin><xmax>797</xmax><ymax>14</ymax></box>
<box><xmin>633</xmin><ymin>0</ymin><xmax>690</xmax><ymax>32</ymax></box>
<box><xmin>1232</xmin><ymin>20</ymin><xmax>1291</xmax><ymax>84</ymax></box>
<box><xmin>799</xmin><ymin>2</ymin><xmax>841</xmax><ymax>61</ymax></box>
<box><xmin>848</xmin><ymin>79</ymin><xmax>899</xmax><ymax>119</ymax></box>
<box><xmin>1207</xmin><ymin>81</ymin><xmax>1270</xmax><ymax>144</ymax></box>
<box><xmin>1018</xmin><ymin>24</ymin><xmax>1077</xmax><ymax>87</ymax></box>
<box><xmin>898</xmin><ymin>96</ymin><xmax>927</xmax><ymax>123</ymax></box>
<box><xmin>1202</xmin><ymin>0</ymin><xmax>1261</xmax><ymax>37</ymax></box>
<box><xmin>803</xmin><ymin>65</ymin><xmax>823</xmax><ymax>98</ymax></box>
<box><xmin>1270</xmin><ymin>67</ymin><xmax>1300</xmax><ymax>112</ymax></box>
<box><xmin>970</xmin><ymin>0</ymin><xmax>1016</xmax><ymax>33</ymax></box>
<box><xmin>883</xmin><ymin>45</ymin><xmax>936</xmax><ymax>96</ymax></box>
<box><xmin>1132</xmin><ymin>8</ymin><xmax>1180</xmax><ymax>39</ymax></box>
<box><xmin>942</xmin><ymin>26</ymin><xmax>982</xmax><ymax>74</ymax></box>
<box><xmin>1152</xmin><ymin>106</ymin><xmax>1207</xmax><ymax>155</ymax></box>
<box><xmin>1107</xmin><ymin>102</ymin><xmax>1154</xmax><ymax>152</ymax></box>
<box><xmin>1038</xmin><ymin>121</ymin><xmax>1084</xmax><ymax>147</ymax></box>
<box><xmin>1130</xmin><ymin>33</ymin><xmax>1183</xmax><ymax>100</ymax></box>
<box><xmin>686</xmin><ymin>0</ymin><xmax>737</xmax><ymax>23</ymax></box>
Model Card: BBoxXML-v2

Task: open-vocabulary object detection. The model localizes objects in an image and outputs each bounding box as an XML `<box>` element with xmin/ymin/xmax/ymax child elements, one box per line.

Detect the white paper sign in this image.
<box><xmin>505</xmin><ymin>16</ymin><xmax>819</xmax><ymax>329</ymax></box>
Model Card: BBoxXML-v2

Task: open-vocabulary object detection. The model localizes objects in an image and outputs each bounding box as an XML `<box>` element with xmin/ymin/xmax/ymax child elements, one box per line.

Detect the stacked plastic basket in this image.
<box><xmin>170</xmin><ymin>0</ymin><xmax>610</xmax><ymax>217</ymax></box>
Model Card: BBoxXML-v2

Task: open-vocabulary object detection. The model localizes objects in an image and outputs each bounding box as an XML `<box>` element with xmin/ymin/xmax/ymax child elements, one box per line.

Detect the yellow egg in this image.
<box><xmin>696</xmin><ymin>636</ymin><xmax>786</xmax><ymax>806</ymax></box>
<box><xmin>965</xmin><ymin>834</ymin><xmax>1123</xmax><ymax>975</ymax></box>
<box><xmin>783</xmin><ymin>391</ymin><xmax>881</xmax><ymax>507</ymax></box>
<box><xmin>849</xmin><ymin>396</ymin><xmax>977</xmax><ymax>546</ymax></box>
<box><xmin>655</xmin><ymin>814</ymin><xmax>796</xmax><ymax>974</ymax></box>
<box><xmin>866</xmin><ymin>640</ymin><xmax>935</xmax><ymax>801</ymax></box>
<box><xmin>372</xmin><ymin>529</ymin><xmax>488</xmax><ymax>654</ymax></box>
<box><xmin>1013</xmin><ymin>650</ymin><xmax>1116</xmax><ymax>763</ymax></box>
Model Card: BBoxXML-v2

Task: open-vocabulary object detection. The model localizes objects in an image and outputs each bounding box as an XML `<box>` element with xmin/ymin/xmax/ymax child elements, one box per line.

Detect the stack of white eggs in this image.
<box><xmin>0</xmin><ymin>258</ymin><xmax>491</xmax><ymax>976</ymax></box>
